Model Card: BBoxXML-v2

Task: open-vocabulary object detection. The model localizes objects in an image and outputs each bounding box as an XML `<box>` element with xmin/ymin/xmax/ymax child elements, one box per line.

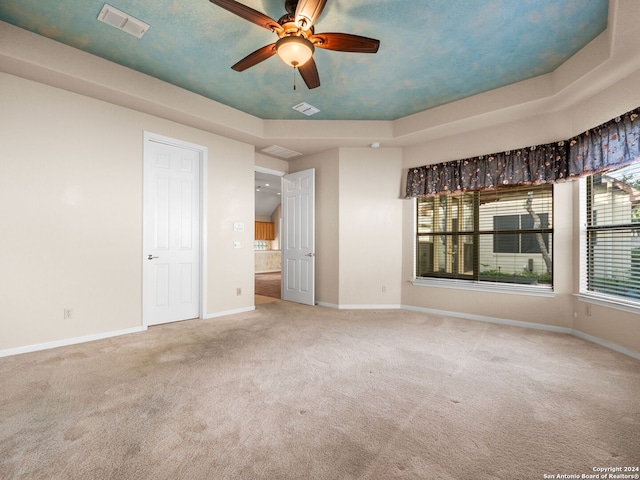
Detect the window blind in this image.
<box><xmin>416</xmin><ymin>184</ymin><xmax>553</xmax><ymax>286</ymax></box>
<box><xmin>585</xmin><ymin>162</ymin><xmax>640</xmax><ymax>301</ymax></box>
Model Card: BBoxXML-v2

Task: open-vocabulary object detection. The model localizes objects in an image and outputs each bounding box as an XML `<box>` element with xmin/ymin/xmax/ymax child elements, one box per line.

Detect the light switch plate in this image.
<box><xmin>233</xmin><ymin>222</ymin><xmax>244</xmax><ymax>232</ymax></box>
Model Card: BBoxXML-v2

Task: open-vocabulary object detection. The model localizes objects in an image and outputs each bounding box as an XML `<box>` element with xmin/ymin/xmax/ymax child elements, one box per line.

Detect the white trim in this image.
<box><xmin>201</xmin><ymin>146</ymin><xmax>209</xmax><ymax>323</ymax></box>
<box><xmin>255</xmin><ymin>166</ymin><xmax>285</xmax><ymax>177</ymax></box>
<box><xmin>2</xmin><ymin>304</ymin><xmax>637</xmax><ymax>362</ymax></box>
<box><xmin>315</xmin><ymin>302</ymin><xmax>402</xmax><ymax>310</ymax></box>
<box><xmin>402</xmin><ymin>305</ymin><xmax>572</xmax><ymax>333</ymax></box>
<box><xmin>0</xmin><ymin>326</ymin><xmax>146</xmax><ymax>358</ymax></box>
<box><xmin>577</xmin><ymin>176</ymin><xmax>640</xmax><ymax>315</ymax></box>
<box><xmin>571</xmin><ymin>329</ymin><xmax>640</xmax><ymax>361</ymax></box>
<box><xmin>402</xmin><ymin>304</ymin><xmax>640</xmax><ymax>361</ymax></box>
<box><xmin>316</xmin><ymin>301</ymin><xmax>338</xmax><ymax>309</ymax></box>
<box><xmin>204</xmin><ymin>306</ymin><xmax>255</xmax><ymax>319</ymax></box>
<box><xmin>411</xmin><ymin>278</ymin><xmax>556</xmax><ymax>297</ymax></box>
<box><xmin>143</xmin><ymin>132</ymin><xmax>208</xmax><ymax>327</ymax></box>
<box><xmin>576</xmin><ymin>293</ymin><xmax>640</xmax><ymax>315</ymax></box>
<box><xmin>316</xmin><ymin>302</ymin><xmax>403</xmax><ymax>310</ymax></box>
<box><xmin>336</xmin><ymin>304</ymin><xmax>402</xmax><ymax>310</ymax></box>
<box><xmin>578</xmin><ymin>177</ymin><xmax>588</xmax><ymax>293</ymax></box>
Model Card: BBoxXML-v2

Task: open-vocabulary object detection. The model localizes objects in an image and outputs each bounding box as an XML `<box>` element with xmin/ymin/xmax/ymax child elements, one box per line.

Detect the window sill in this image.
<box><xmin>411</xmin><ymin>277</ymin><xmax>556</xmax><ymax>297</ymax></box>
<box><xmin>576</xmin><ymin>292</ymin><xmax>640</xmax><ymax>315</ymax></box>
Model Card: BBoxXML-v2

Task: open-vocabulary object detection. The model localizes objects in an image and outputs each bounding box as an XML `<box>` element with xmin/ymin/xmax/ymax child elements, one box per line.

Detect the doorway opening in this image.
<box><xmin>255</xmin><ymin>272</ymin><xmax>281</xmax><ymax>304</ymax></box>
<box><xmin>255</xmin><ymin>167</ymin><xmax>284</xmax><ymax>304</ymax></box>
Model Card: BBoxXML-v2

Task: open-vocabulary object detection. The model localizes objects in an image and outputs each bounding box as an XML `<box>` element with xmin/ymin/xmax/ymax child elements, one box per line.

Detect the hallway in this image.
<box><xmin>255</xmin><ymin>272</ymin><xmax>281</xmax><ymax>304</ymax></box>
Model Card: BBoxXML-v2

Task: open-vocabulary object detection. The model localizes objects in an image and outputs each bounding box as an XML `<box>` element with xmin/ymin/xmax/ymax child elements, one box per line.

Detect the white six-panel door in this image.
<box><xmin>143</xmin><ymin>136</ymin><xmax>202</xmax><ymax>326</ymax></box>
<box><xmin>282</xmin><ymin>169</ymin><xmax>315</xmax><ymax>306</ymax></box>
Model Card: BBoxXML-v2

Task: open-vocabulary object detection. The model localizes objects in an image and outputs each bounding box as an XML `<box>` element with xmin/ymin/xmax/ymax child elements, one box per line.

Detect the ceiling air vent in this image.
<box><xmin>261</xmin><ymin>145</ymin><xmax>303</xmax><ymax>159</ymax></box>
<box><xmin>98</xmin><ymin>4</ymin><xmax>150</xmax><ymax>39</ymax></box>
<box><xmin>292</xmin><ymin>102</ymin><xmax>320</xmax><ymax>116</ymax></box>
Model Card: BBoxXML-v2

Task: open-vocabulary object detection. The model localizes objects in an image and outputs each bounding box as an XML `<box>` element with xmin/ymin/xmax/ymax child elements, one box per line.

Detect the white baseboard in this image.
<box><xmin>337</xmin><ymin>304</ymin><xmax>402</xmax><ymax>310</ymax></box>
<box><xmin>571</xmin><ymin>330</ymin><xmax>640</xmax><ymax>361</ymax></box>
<box><xmin>0</xmin><ymin>307</ymin><xmax>256</xmax><ymax>358</ymax></box>
<box><xmin>4</xmin><ymin>305</ymin><xmax>637</xmax><ymax>362</ymax></box>
<box><xmin>316</xmin><ymin>302</ymin><xmax>402</xmax><ymax>310</ymax></box>
<box><xmin>402</xmin><ymin>304</ymin><xmax>640</xmax><ymax>361</ymax></box>
<box><xmin>316</xmin><ymin>302</ymin><xmax>339</xmax><ymax>309</ymax></box>
<box><xmin>0</xmin><ymin>326</ymin><xmax>147</xmax><ymax>358</ymax></box>
<box><xmin>402</xmin><ymin>305</ymin><xmax>573</xmax><ymax>334</ymax></box>
<box><xmin>204</xmin><ymin>306</ymin><xmax>255</xmax><ymax>319</ymax></box>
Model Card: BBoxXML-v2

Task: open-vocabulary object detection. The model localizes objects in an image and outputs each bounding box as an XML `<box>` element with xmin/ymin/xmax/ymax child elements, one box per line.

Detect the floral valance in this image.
<box><xmin>568</xmin><ymin>107</ymin><xmax>640</xmax><ymax>176</ymax></box>
<box><xmin>406</xmin><ymin>106</ymin><xmax>640</xmax><ymax>197</ymax></box>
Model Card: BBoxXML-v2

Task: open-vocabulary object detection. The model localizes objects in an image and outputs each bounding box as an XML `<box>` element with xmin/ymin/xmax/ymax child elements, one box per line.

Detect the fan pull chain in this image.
<box><xmin>293</xmin><ymin>65</ymin><xmax>297</xmax><ymax>91</ymax></box>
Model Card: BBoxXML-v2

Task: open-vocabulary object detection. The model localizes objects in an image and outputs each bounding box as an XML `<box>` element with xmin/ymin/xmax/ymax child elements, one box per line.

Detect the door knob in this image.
<box><xmin>147</xmin><ymin>254</ymin><xmax>159</xmax><ymax>260</ymax></box>
<box><xmin>305</xmin><ymin>253</ymin><xmax>315</xmax><ymax>257</ymax></box>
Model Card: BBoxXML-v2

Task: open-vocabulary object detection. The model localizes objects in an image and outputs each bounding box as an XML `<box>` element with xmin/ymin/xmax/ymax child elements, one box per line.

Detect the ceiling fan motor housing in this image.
<box><xmin>285</xmin><ymin>0</ymin><xmax>298</xmax><ymax>15</ymax></box>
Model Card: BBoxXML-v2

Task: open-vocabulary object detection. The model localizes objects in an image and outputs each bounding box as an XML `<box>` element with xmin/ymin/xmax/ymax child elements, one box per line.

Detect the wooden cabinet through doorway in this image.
<box><xmin>255</xmin><ymin>221</ymin><xmax>275</xmax><ymax>240</ymax></box>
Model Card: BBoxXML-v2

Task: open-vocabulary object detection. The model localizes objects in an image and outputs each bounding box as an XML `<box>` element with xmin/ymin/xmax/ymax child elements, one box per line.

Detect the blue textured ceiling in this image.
<box><xmin>0</xmin><ymin>0</ymin><xmax>609</xmax><ymax>121</ymax></box>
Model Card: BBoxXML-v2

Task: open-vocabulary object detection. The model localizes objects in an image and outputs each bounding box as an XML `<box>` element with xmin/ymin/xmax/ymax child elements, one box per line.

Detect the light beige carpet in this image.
<box><xmin>1</xmin><ymin>302</ymin><xmax>639</xmax><ymax>479</ymax></box>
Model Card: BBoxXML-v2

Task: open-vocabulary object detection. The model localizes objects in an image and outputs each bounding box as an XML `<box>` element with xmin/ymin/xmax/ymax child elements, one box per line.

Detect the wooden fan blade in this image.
<box><xmin>232</xmin><ymin>43</ymin><xmax>277</xmax><ymax>71</ymax></box>
<box><xmin>209</xmin><ymin>0</ymin><xmax>282</xmax><ymax>33</ymax></box>
<box><xmin>298</xmin><ymin>58</ymin><xmax>320</xmax><ymax>89</ymax></box>
<box><xmin>294</xmin><ymin>0</ymin><xmax>327</xmax><ymax>29</ymax></box>
<box><xmin>311</xmin><ymin>33</ymin><xmax>380</xmax><ymax>53</ymax></box>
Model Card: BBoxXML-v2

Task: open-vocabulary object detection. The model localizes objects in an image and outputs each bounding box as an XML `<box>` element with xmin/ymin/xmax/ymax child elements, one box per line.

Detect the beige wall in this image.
<box><xmin>0</xmin><ymin>72</ymin><xmax>255</xmax><ymax>352</ymax></box>
<box><xmin>338</xmin><ymin>148</ymin><xmax>403</xmax><ymax>307</ymax></box>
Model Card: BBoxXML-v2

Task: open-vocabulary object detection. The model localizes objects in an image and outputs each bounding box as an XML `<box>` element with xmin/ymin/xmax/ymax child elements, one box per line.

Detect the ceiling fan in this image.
<box><xmin>208</xmin><ymin>0</ymin><xmax>380</xmax><ymax>89</ymax></box>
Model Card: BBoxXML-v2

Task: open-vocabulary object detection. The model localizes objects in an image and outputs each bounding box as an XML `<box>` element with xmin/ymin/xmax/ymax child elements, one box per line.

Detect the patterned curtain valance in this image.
<box><xmin>406</xmin><ymin>106</ymin><xmax>640</xmax><ymax>198</ymax></box>
<box><xmin>406</xmin><ymin>142</ymin><xmax>568</xmax><ymax>197</ymax></box>
<box><xmin>568</xmin><ymin>106</ymin><xmax>640</xmax><ymax>176</ymax></box>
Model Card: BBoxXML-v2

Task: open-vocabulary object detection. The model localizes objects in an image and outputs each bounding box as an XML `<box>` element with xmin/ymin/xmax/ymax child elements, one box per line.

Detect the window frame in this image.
<box><xmin>578</xmin><ymin>174</ymin><xmax>640</xmax><ymax>315</ymax></box>
<box><xmin>413</xmin><ymin>185</ymin><xmax>554</xmax><ymax>296</ymax></box>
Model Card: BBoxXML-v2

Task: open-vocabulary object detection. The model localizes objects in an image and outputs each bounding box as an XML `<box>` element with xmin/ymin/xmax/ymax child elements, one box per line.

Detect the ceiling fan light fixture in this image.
<box><xmin>276</xmin><ymin>36</ymin><xmax>314</xmax><ymax>67</ymax></box>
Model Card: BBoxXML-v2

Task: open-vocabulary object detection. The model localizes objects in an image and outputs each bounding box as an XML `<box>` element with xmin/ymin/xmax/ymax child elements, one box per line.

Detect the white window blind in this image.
<box><xmin>584</xmin><ymin>162</ymin><xmax>640</xmax><ymax>301</ymax></box>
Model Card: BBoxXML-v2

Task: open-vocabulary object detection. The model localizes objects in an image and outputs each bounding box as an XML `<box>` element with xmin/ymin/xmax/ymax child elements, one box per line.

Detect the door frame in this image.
<box><xmin>255</xmin><ymin>166</ymin><xmax>285</xmax><ymax>299</ymax></box>
<box><xmin>281</xmin><ymin>168</ymin><xmax>316</xmax><ymax>306</ymax></box>
<box><xmin>143</xmin><ymin>131</ymin><xmax>208</xmax><ymax>327</ymax></box>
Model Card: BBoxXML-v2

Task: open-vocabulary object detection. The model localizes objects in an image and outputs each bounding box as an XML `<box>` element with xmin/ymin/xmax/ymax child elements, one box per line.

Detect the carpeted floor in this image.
<box><xmin>1</xmin><ymin>302</ymin><xmax>639</xmax><ymax>479</ymax></box>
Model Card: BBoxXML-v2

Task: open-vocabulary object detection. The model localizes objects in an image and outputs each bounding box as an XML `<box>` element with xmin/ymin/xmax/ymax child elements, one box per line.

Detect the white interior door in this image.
<box><xmin>143</xmin><ymin>136</ymin><xmax>202</xmax><ymax>326</ymax></box>
<box><xmin>281</xmin><ymin>168</ymin><xmax>315</xmax><ymax>305</ymax></box>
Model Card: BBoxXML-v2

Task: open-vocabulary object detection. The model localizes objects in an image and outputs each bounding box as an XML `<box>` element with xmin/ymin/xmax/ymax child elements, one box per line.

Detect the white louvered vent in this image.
<box><xmin>98</xmin><ymin>4</ymin><xmax>150</xmax><ymax>39</ymax></box>
<box><xmin>261</xmin><ymin>145</ymin><xmax>303</xmax><ymax>159</ymax></box>
<box><xmin>292</xmin><ymin>102</ymin><xmax>320</xmax><ymax>116</ymax></box>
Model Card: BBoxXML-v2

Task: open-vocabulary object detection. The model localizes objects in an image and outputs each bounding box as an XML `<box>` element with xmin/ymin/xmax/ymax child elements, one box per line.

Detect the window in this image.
<box><xmin>416</xmin><ymin>184</ymin><xmax>553</xmax><ymax>286</ymax></box>
<box><xmin>493</xmin><ymin>214</ymin><xmax>550</xmax><ymax>254</ymax></box>
<box><xmin>584</xmin><ymin>163</ymin><xmax>640</xmax><ymax>302</ymax></box>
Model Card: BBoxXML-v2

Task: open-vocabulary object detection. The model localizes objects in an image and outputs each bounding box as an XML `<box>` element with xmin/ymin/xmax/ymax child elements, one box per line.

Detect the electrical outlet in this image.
<box><xmin>381</xmin><ymin>285</ymin><xmax>387</xmax><ymax>293</ymax></box>
<box><xmin>585</xmin><ymin>304</ymin><xmax>592</xmax><ymax>316</ymax></box>
<box><xmin>64</xmin><ymin>308</ymin><xmax>73</xmax><ymax>319</ymax></box>
<box><xmin>236</xmin><ymin>287</ymin><xmax>242</xmax><ymax>296</ymax></box>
